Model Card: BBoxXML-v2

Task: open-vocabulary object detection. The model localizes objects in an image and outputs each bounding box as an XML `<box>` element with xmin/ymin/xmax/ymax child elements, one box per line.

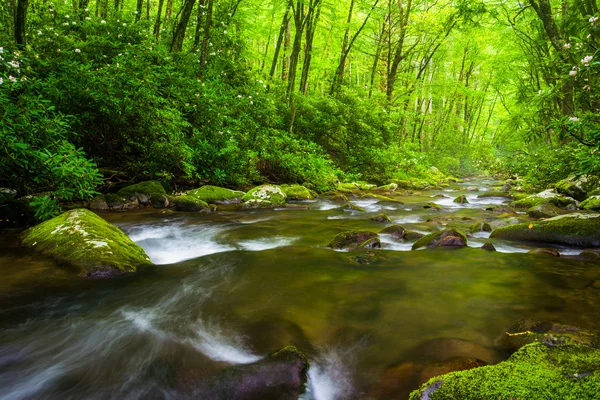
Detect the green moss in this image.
<box><xmin>490</xmin><ymin>213</ymin><xmax>600</xmax><ymax>247</ymax></box>
<box><xmin>150</xmin><ymin>193</ymin><xmax>172</xmax><ymax>208</ymax></box>
<box><xmin>510</xmin><ymin>190</ymin><xmax>576</xmax><ymax>208</ymax></box>
<box><xmin>360</xmin><ymin>237</ymin><xmax>382</xmax><ymax>248</ymax></box>
<box><xmin>360</xmin><ymin>193</ymin><xmax>403</xmax><ymax>203</ymax></box>
<box><xmin>242</xmin><ymin>185</ymin><xmax>287</xmax><ymax>205</ymax></box>
<box><xmin>470</xmin><ymin>222</ymin><xmax>492</xmax><ymax>233</ymax></box>
<box><xmin>341</xmin><ymin>203</ymin><xmax>366</xmax><ymax>212</ymax></box>
<box><xmin>370</xmin><ymin>213</ymin><xmax>392</xmax><ymax>223</ymax></box>
<box><xmin>410</xmin><ymin>343</ymin><xmax>600</xmax><ymax>400</ymax></box>
<box><xmin>174</xmin><ymin>195</ymin><xmax>211</xmax><ymax>212</ymax></box>
<box><xmin>21</xmin><ymin>209</ymin><xmax>151</xmax><ymax>277</ymax></box>
<box><xmin>337</xmin><ymin>183</ymin><xmax>359</xmax><ymax>192</ymax></box>
<box><xmin>187</xmin><ymin>185</ymin><xmax>245</xmax><ymax>204</ymax></box>
<box><xmin>331</xmin><ymin>193</ymin><xmax>349</xmax><ymax>202</ymax></box>
<box><xmin>453</xmin><ymin>195</ymin><xmax>469</xmax><ymax>204</ymax></box>
<box><xmin>477</xmin><ymin>191</ymin><xmax>514</xmax><ymax>198</ymax></box>
<box><xmin>412</xmin><ymin>228</ymin><xmax>468</xmax><ymax>250</ymax></box>
<box><xmin>580</xmin><ymin>196</ymin><xmax>600</xmax><ymax>210</ymax></box>
<box><xmin>424</xmin><ymin>202</ymin><xmax>441</xmax><ymax>210</ymax></box>
<box><xmin>328</xmin><ymin>231</ymin><xmax>378</xmax><ymax>249</ymax></box>
<box><xmin>281</xmin><ymin>184</ymin><xmax>315</xmax><ymax>201</ymax></box>
<box><xmin>242</xmin><ymin>199</ymin><xmax>277</xmax><ymax>209</ymax></box>
<box><xmin>527</xmin><ymin>203</ymin><xmax>565</xmax><ymax>218</ymax></box>
<box><xmin>103</xmin><ymin>193</ymin><xmax>125</xmax><ymax>208</ymax></box>
<box><xmin>376</xmin><ymin>183</ymin><xmax>398</xmax><ymax>191</ymax></box>
<box><xmin>380</xmin><ymin>224</ymin><xmax>408</xmax><ymax>239</ymax></box>
<box><xmin>117</xmin><ymin>181</ymin><xmax>166</xmax><ymax>198</ymax></box>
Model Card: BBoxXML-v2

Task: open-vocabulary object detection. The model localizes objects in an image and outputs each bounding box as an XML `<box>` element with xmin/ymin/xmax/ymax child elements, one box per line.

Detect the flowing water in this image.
<box><xmin>1</xmin><ymin>179</ymin><xmax>600</xmax><ymax>399</ymax></box>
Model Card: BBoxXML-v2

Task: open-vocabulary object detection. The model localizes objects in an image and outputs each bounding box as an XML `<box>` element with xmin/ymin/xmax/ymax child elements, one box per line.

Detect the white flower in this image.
<box><xmin>569</xmin><ymin>70</ymin><xmax>577</xmax><ymax>76</ymax></box>
<box><xmin>101</xmin><ymin>20</ymin><xmax>106</xmax><ymax>24</ymax></box>
<box><xmin>75</xmin><ymin>48</ymin><xmax>81</xmax><ymax>53</ymax></box>
<box><xmin>8</xmin><ymin>60</ymin><xmax>19</xmax><ymax>68</ymax></box>
<box><xmin>590</xmin><ymin>16</ymin><xmax>599</xmax><ymax>24</ymax></box>
<box><xmin>85</xmin><ymin>17</ymin><xmax>91</xmax><ymax>20</ymax></box>
<box><xmin>37</xmin><ymin>30</ymin><xmax>42</xmax><ymax>35</ymax></box>
<box><xmin>0</xmin><ymin>77</ymin><xmax>3</xmax><ymax>85</ymax></box>
<box><xmin>224</xmin><ymin>30</ymin><xmax>227</xmax><ymax>34</ymax></box>
<box><xmin>85</xmin><ymin>8</ymin><xmax>89</xmax><ymax>11</ymax></box>
<box><xmin>582</xmin><ymin>55</ymin><xmax>593</xmax><ymax>66</ymax></box>
<box><xmin>62</xmin><ymin>22</ymin><xmax>69</xmax><ymax>26</ymax></box>
<box><xmin>65</xmin><ymin>14</ymin><xmax>69</xmax><ymax>18</ymax></box>
<box><xmin>123</xmin><ymin>23</ymin><xmax>127</xmax><ymax>26</ymax></box>
<box><xmin>0</xmin><ymin>47</ymin><xmax>3</xmax><ymax>53</ymax></box>
<box><xmin>8</xmin><ymin>75</ymin><xmax>16</xmax><ymax>83</ymax></box>
<box><xmin>584</xmin><ymin>85</ymin><xmax>591</xmax><ymax>91</ymax></box>
<box><xmin>563</xmin><ymin>43</ymin><xmax>570</xmax><ymax>49</ymax></box>
<box><xmin>20</xmin><ymin>76</ymin><xmax>26</xmax><ymax>81</ymax></box>
<box><xmin>569</xmin><ymin>117</ymin><xmax>580</xmax><ymax>122</ymax></box>
<box><xmin>72</xmin><ymin>21</ymin><xmax>76</xmax><ymax>25</ymax></box>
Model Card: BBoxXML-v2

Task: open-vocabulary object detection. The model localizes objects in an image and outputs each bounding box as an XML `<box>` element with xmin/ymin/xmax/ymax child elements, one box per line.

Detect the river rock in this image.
<box><xmin>371</xmin><ymin>213</ymin><xmax>392</xmax><ymax>223</ymax></box>
<box><xmin>380</xmin><ymin>224</ymin><xmax>408</xmax><ymax>239</ymax></box>
<box><xmin>375</xmin><ymin>183</ymin><xmax>399</xmax><ymax>192</ymax></box>
<box><xmin>529</xmin><ymin>248</ymin><xmax>560</xmax><ymax>257</ymax></box>
<box><xmin>340</xmin><ymin>203</ymin><xmax>366</xmax><ymax>212</ymax></box>
<box><xmin>242</xmin><ymin>185</ymin><xmax>287</xmax><ymax>207</ymax></box>
<box><xmin>405</xmin><ymin>337</ymin><xmax>502</xmax><ymax>364</ymax></box>
<box><xmin>477</xmin><ymin>191</ymin><xmax>513</xmax><ymax>198</ymax></box>
<box><xmin>174</xmin><ymin>195</ymin><xmax>212</xmax><ymax>212</ymax></box>
<box><xmin>151</xmin><ymin>194</ymin><xmax>172</xmax><ymax>208</ymax></box>
<box><xmin>490</xmin><ymin>213</ymin><xmax>600</xmax><ymax>247</ymax></box>
<box><xmin>526</xmin><ymin>203</ymin><xmax>566</xmax><ymax>219</ymax></box>
<box><xmin>555</xmin><ymin>175</ymin><xmax>599</xmax><ymax>201</ymax></box>
<box><xmin>510</xmin><ymin>189</ymin><xmax>576</xmax><ymax>208</ymax></box>
<box><xmin>117</xmin><ymin>180</ymin><xmax>166</xmax><ymax>201</ymax></box>
<box><xmin>423</xmin><ymin>202</ymin><xmax>441</xmax><ymax>210</ymax></box>
<box><xmin>88</xmin><ymin>196</ymin><xmax>109</xmax><ymax>211</ymax></box>
<box><xmin>481</xmin><ymin>243</ymin><xmax>496</xmax><ymax>251</ymax></box>
<box><xmin>281</xmin><ymin>184</ymin><xmax>315</xmax><ymax>201</ymax></box>
<box><xmin>470</xmin><ymin>222</ymin><xmax>492</xmax><ymax>233</ymax></box>
<box><xmin>412</xmin><ymin>229</ymin><xmax>468</xmax><ymax>250</ymax></box>
<box><xmin>187</xmin><ymin>185</ymin><xmax>245</xmax><ymax>204</ymax></box>
<box><xmin>453</xmin><ymin>195</ymin><xmax>469</xmax><ymax>204</ymax></box>
<box><xmin>328</xmin><ymin>231</ymin><xmax>379</xmax><ymax>249</ymax></box>
<box><xmin>331</xmin><ymin>193</ymin><xmax>349</xmax><ymax>202</ymax></box>
<box><xmin>579</xmin><ymin>195</ymin><xmax>600</xmax><ymax>210</ymax></box>
<box><xmin>189</xmin><ymin>346</ymin><xmax>309</xmax><ymax>400</ymax></box>
<box><xmin>21</xmin><ymin>209</ymin><xmax>151</xmax><ymax>277</ymax></box>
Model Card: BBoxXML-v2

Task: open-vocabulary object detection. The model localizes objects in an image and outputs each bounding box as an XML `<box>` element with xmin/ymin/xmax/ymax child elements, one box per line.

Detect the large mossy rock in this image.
<box><xmin>412</xmin><ymin>229</ymin><xmax>468</xmax><ymax>250</ymax></box>
<box><xmin>242</xmin><ymin>185</ymin><xmax>287</xmax><ymax>208</ymax></box>
<box><xmin>490</xmin><ymin>213</ymin><xmax>600</xmax><ymax>247</ymax></box>
<box><xmin>580</xmin><ymin>195</ymin><xmax>600</xmax><ymax>210</ymax></box>
<box><xmin>189</xmin><ymin>346</ymin><xmax>309</xmax><ymax>400</ymax></box>
<box><xmin>328</xmin><ymin>231</ymin><xmax>379</xmax><ymax>249</ymax></box>
<box><xmin>21</xmin><ymin>209</ymin><xmax>151</xmax><ymax>277</ymax></box>
<box><xmin>174</xmin><ymin>195</ymin><xmax>212</xmax><ymax>212</ymax></box>
<box><xmin>117</xmin><ymin>180</ymin><xmax>166</xmax><ymax>199</ymax></box>
<box><xmin>281</xmin><ymin>184</ymin><xmax>315</xmax><ymax>201</ymax></box>
<box><xmin>526</xmin><ymin>203</ymin><xmax>566</xmax><ymax>219</ymax></box>
<box><xmin>380</xmin><ymin>224</ymin><xmax>408</xmax><ymax>239</ymax></box>
<box><xmin>510</xmin><ymin>189</ymin><xmax>576</xmax><ymax>208</ymax></box>
<box><xmin>187</xmin><ymin>185</ymin><xmax>245</xmax><ymax>204</ymax></box>
<box><xmin>453</xmin><ymin>195</ymin><xmax>469</xmax><ymax>204</ymax></box>
<box><xmin>410</xmin><ymin>342</ymin><xmax>600</xmax><ymax>400</ymax></box>
<box><xmin>477</xmin><ymin>191</ymin><xmax>513</xmax><ymax>199</ymax></box>
<box><xmin>555</xmin><ymin>175</ymin><xmax>599</xmax><ymax>201</ymax></box>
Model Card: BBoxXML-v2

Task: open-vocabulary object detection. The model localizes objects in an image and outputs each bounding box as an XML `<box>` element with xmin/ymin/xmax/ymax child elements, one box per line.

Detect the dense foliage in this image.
<box><xmin>1</xmin><ymin>0</ymin><xmax>599</xmax><ymax>216</ymax></box>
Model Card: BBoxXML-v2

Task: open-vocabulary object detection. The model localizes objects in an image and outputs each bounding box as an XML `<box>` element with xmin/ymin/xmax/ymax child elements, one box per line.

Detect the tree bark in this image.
<box><xmin>14</xmin><ymin>0</ymin><xmax>28</xmax><ymax>48</ymax></box>
<box><xmin>199</xmin><ymin>0</ymin><xmax>214</xmax><ymax>74</ymax></box>
<box><xmin>269</xmin><ymin>1</ymin><xmax>292</xmax><ymax>79</ymax></box>
<box><xmin>154</xmin><ymin>0</ymin><xmax>165</xmax><ymax>40</ymax></box>
<box><xmin>170</xmin><ymin>0</ymin><xmax>197</xmax><ymax>52</ymax></box>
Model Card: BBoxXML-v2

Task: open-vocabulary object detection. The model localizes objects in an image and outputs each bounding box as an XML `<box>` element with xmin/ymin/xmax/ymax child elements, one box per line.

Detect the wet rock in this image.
<box><xmin>453</xmin><ymin>195</ymin><xmax>469</xmax><ymax>204</ymax></box>
<box><xmin>361</xmin><ymin>237</ymin><xmax>382</xmax><ymax>249</ymax></box>
<box><xmin>137</xmin><ymin>193</ymin><xmax>150</xmax><ymax>205</ymax></box>
<box><xmin>117</xmin><ymin>180</ymin><xmax>166</xmax><ymax>200</ymax></box>
<box><xmin>489</xmin><ymin>205</ymin><xmax>516</xmax><ymax>215</ymax></box>
<box><xmin>376</xmin><ymin>183</ymin><xmax>399</xmax><ymax>192</ymax></box>
<box><xmin>281</xmin><ymin>184</ymin><xmax>315</xmax><ymax>201</ymax></box>
<box><xmin>340</xmin><ymin>203</ymin><xmax>366</xmax><ymax>212</ymax></box>
<box><xmin>405</xmin><ymin>337</ymin><xmax>503</xmax><ymax>364</ymax></box>
<box><xmin>579</xmin><ymin>250</ymin><xmax>600</xmax><ymax>260</ymax></box>
<box><xmin>529</xmin><ymin>248</ymin><xmax>560</xmax><ymax>257</ymax></box>
<box><xmin>490</xmin><ymin>213</ymin><xmax>600</xmax><ymax>247</ymax></box>
<box><xmin>423</xmin><ymin>202</ymin><xmax>441</xmax><ymax>210</ymax></box>
<box><xmin>412</xmin><ymin>229</ymin><xmax>468</xmax><ymax>250</ymax></box>
<box><xmin>526</xmin><ymin>203</ymin><xmax>566</xmax><ymax>219</ymax></box>
<box><xmin>151</xmin><ymin>194</ymin><xmax>172</xmax><ymax>208</ymax></box>
<box><xmin>510</xmin><ymin>189</ymin><xmax>577</xmax><ymax>209</ymax></box>
<box><xmin>555</xmin><ymin>175</ymin><xmax>599</xmax><ymax>201</ymax></box>
<box><xmin>350</xmin><ymin>251</ymin><xmax>387</xmax><ymax>265</ymax></box>
<box><xmin>174</xmin><ymin>196</ymin><xmax>212</xmax><ymax>212</ymax></box>
<box><xmin>190</xmin><ymin>346</ymin><xmax>309</xmax><ymax>400</ymax></box>
<box><xmin>380</xmin><ymin>224</ymin><xmax>408</xmax><ymax>239</ymax></box>
<box><xmin>481</xmin><ymin>243</ymin><xmax>496</xmax><ymax>251</ymax></box>
<box><xmin>466</xmin><ymin>186</ymin><xmax>479</xmax><ymax>191</ymax></box>
<box><xmin>501</xmin><ymin>182</ymin><xmax>512</xmax><ymax>192</ymax></box>
<box><xmin>242</xmin><ymin>185</ymin><xmax>287</xmax><ymax>207</ymax></box>
<box><xmin>579</xmin><ymin>195</ymin><xmax>600</xmax><ymax>210</ymax></box>
<box><xmin>243</xmin><ymin>319</ymin><xmax>315</xmax><ymax>356</ymax></box>
<box><xmin>477</xmin><ymin>191</ymin><xmax>514</xmax><ymax>199</ymax></box>
<box><xmin>88</xmin><ymin>196</ymin><xmax>109</xmax><ymax>211</ymax></box>
<box><xmin>21</xmin><ymin>209</ymin><xmax>151</xmax><ymax>277</ymax></box>
<box><xmin>361</xmin><ymin>193</ymin><xmax>404</xmax><ymax>204</ymax></box>
<box><xmin>187</xmin><ymin>185</ymin><xmax>245</xmax><ymax>204</ymax></box>
<box><xmin>470</xmin><ymin>222</ymin><xmax>492</xmax><ymax>233</ymax></box>
<box><xmin>371</xmin><ymin>213</ymin><xmax>392</xmax><ymax>223</ymax></box>
<box><xmin>419</xmin><ymin>357</ymin><xmax>487</xmax><ymax>384</ymax></box>
<box><xmin>331</xmin><ymin>193</ymin><xmax>349</xmax><ymax>202</ymax></box>
<box><xmin>104</xmin><ymin>193</ymin><xmax>126</xmax><ymax>210</ymax></box>
<box><xmin>328</xmin><ymin>231</ymin><xmax>379</xmax><ymax>249</ymax></box>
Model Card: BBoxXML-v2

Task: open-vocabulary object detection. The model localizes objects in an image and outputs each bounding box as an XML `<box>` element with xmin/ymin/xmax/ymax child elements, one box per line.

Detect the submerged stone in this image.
<box><xmin>490</xmin><ymin>213</ymin><xmax>600</xmax><ymax>247</ymax></box>
<box><xmin>423</xmin><ymin>202</ymin><xmax>441</xmax><ymax>210</ymax></box>
<box><xmin>481</xmin><ymin>243</ymin><xmax>496</xmax><ymax>251</ymax></box>
<box><xmin>361</xmin><ymin>237</ymin><xmax>382</xmax><ymax>249</ymax></box>
<box><xmin>187</xmin><ymin>185</ymin><xmax>245</xmax><ymax>204</ymax></box>
<box><xmin>529</xmin><ymin>248</ymin><xmax>560</xmax><ymax>257</ymax></box>
<box><xmin>242</xmin><ymin>184</ymin><xmax>287</xmax><ymax>206</ymax></box>
<box><xmin>340</xmin><ymin>203</ymin><xmax>366</xmax><ymax>212</ymax></box>
<box><xmin>328</xmin><ymin>231</ymin><xmax>379</xmax><ymax>249</ymax></box>
<box><xmin>21</xmin><ymin>209</ymin><xmax>151</xmax><ymax>277</ymax></box>
<box><xmin>370</xmin><ymin>213</ymin><xmax>392</xmax><ymax>223</ymax></box>
<box><xmin>412</xmin><ymin>229</ymin><xmax>468</xmax><ymax>250</ymax></box>
<box><xmin>470</xmin><ymin>222</ymin><xmax>492</xmax><ymax>233</ymax></box>
<box><xmin>453</xmin><ymin>195</ymin><xmax>469</xmax><ymax>204</ymax></box>
<box><xmin>380</xmin><ymin>224</ymin><xmax>408</xmax><ymax>239</ymax></box>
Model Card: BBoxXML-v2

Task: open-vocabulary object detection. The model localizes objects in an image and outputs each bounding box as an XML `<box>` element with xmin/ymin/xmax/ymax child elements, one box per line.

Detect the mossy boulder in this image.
<box><xmin>579</xmin><ymin>195</ymin><xmax>600</xmax><ymax>210</ymax></box>
<box><xmin>370</xmin><ymin>213</ymin><xmax>392</xmax><ymax>223</ymax></box>
<box><xmin>340</xmin><ymin>203</ymin><xmax>366</xmax><ymax>212</ymax></box>
<box><xmin>510</xmin><ymin>189</ymin><xmax>577</xmax><ymax>209</ymax></box>
<box><xmin>453</xmin><ymin>195</ymin><xmax>469</xmax><ymax>204</ymax></box>
<box><xmin>424</xmin><ymin>202</ymin><xmax>441</xmax><ymax>210</ymax></box>
<box><xmin>331</xmin><ymin>193</ymin><xmax>349</xmax><ymax>202</ymax></box>
<box><xmin>281</xmin><ymin>184</ymin><xmax>315</xmax><ymax>201</ymax></box>
<box><xmin>527</xmin><ymin>203</ymin><xmax>566</xmax><ymax>219</ymax></box>
<box><xmin>555</xmin><ymin>175</ymin><xmax>599</xmax><ymax>201</ymax></box>
<box><xmin>328</xmin><ymin>231</ymin><xmax>379</xmax><ymax>249</ymax></box>
<box><xmin>360</xmin><ymin>193</ymin><xmax>404</xmax><ymax>204</ymax></box>
<box><xmin>187</xmin><ymin>185</ymin><xmax>245</xmax><ymax>204</ymax></box>
<box><xmin>242</xmin><ymin>185</ymin><xmax>287</xmax><ymax>207</ymax></box>
<box><xmin>477</xmin><ymin>191</ymin><xmax>514</xmax><ymax>198</ymax></box>
<box><xmin>490</xmin><ymin>213</ymin><xmax>600</xmax><ymax>247</ymax></box>
<box><xmin>88</xmin><ymin>196</ymin><xmax>109</xmax><ymax>211</ymax></box>
<box><xmin>21</xmin><ymin>209</ymin><xmax>151</xmax><ymax>277</ymax></box>
<box><xmin>375</xmin><ymin>183</ymin><xmax>398</xmax><ymax>192</ymax></box>
<box><xmin>174</xmin><ymin>195</ymin><xmax>211</xmax><ymax>212</ymax></box>
<box><xmin>481</xmin><ymin>243</ymin><xmax>496</xmax><ymax>251</ymax></box>
<box><xmin>150</xmin><ymin>193</ymin><xmax>173</xmax><ymax>208</ymax></box>
<box><xmin>380</xmin><ymin>224</ymin><xmax>408</xmax><ymax>239</ymax></box>
<box><xmin>412</xmin><ymin>229</ymin><xmax>468</xmax><ymax>250</ymax></box>
<box><xmin>410</xmin><ymin>342</ymin><xmax>600</xmax><ymax>400</ymax></box>
<box><xmin>117</xmin><ymin>180</ymin><xmax>166</xmax><ymax>199</ymax></box>
<box><xmin>470</xmin><ymin>222</ymin><xmax>492</xmax><ymax>233</ymax></box>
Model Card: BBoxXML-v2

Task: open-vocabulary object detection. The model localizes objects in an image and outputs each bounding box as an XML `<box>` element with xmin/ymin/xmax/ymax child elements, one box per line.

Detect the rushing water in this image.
<box><xmin>1</xmin><ymin>179</ymin><xmax>600</xmax><ymax>399</ymax></box>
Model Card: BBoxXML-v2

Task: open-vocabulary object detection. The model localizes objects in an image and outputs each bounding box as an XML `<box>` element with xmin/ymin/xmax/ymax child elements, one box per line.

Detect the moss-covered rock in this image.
<box><xmin>490</xmin><ymin>213</ymin><xmax>600</xmax><ymax>247</ymax></box>
<box><xmin>361</xmin><ymin>237</ymin><xmax>382</xmax><ymax>248</ymax></box>
<box><xmin>510</xmin><ymin>189</ymin><xmax>577</xmax><ymax>208</ymax></box>
<box><xmin>453</xmin><ymin>195</ymin><xmax>469</xmax><ymax>204</ymax></box>
<box><xmin>424</xmin><ymin>202</ymin><xmax>441</xmax><ymax>210</ymax></box>
<box><xmin>412</xmin><ymin>228</ymin><xmax>468</xmax><ymax>250</ymax></box>
<box><xmin>340</xmin><ymin>203</ymin><xmax>366</xmax><ymax>212</ymax></box>
<box><xmin>370</xmin><ymin>213</ymin><xmax>392</xmax><ymax>223</ymax></box>
<box><xmin>150</xmin><ymin>193</ymin><xmax>172</xmax><ymax>208</ymax></box>
<box><xmin>470</xmin><ymin>222</ymin><xmax>492</xmax><ymax>233</ymax></box>
<box><xmin>481</xmin><ymin>243</ymin><xmax>496</xmax><ymax>251</ymax></box>
<box><xmin>380</xmin><ymin>224</ymin><xmax>408</xmax><ymax>239</ymax></box>
<box><xmin>21</xmin><ymin>209</ymin><xmax>151</xmax><ymax>277</ymax></box>
<box><xmin>117</xmin><ymin>181</ymin><xmax>166</xmax><ymax>199</ymax></box>
<box><xmin>555</xmin><ymin>175</ymin><xmax>599</xmax><ymax>201</ymax></box>
<box><xmin>375</xmin><ymin>183</ymin><xmax>399</xmax><ymax>192</ymax></box>
<box><xmin>103</xmin><ymin>193</ymin><xmax>128</xmax><ymax>210</ymax></box>
<box><xmin>242</xmin><ymin>185</ymin><xmax>287</xmax><ymax>206</ymax></box>
<box><xmin>410</xmin><ymin>342</ymin><xmax>600</xmax><ymax>400</ymax></box>
<box><xmin>331</xmin><ymin>193</ymin><xmax>349</xmax><ymax>202</ymax></box>
<box><xmin>360</xmin><ymin>193</ymin><xmax>404</xmax><ymax>204</ymax></box>
<box><xmin>187</xmin><ymin>185</ymin><xmax>245</xmax><ymax>204</ymax></box>
<box><xmin>328</xmin><ymin>231</ymin><xmax>379</xmax><ymax>249</ymax></box>
<box><xmin>477</xmin><ymin>191</ymin><xmax>514</xmax><ymax>198</ymax></box>
<box><xmin>174</xmin><ymin>195</ymin><xmax>211</xmax><ymax>212</ymax></box>
<box><xmin>88</xmin><ymin>196</ymin><xmax>109</xmax><ymax>211</ymax></box>
<box><xmin>527</xmin><ymin>203</ymin><xmax>566</xmax><ymax>219</ymax></box>
<box><xmin>281</xmin><ymin>184</ymin><xmax>315</xmax><ymax>201</ymax></box>
<box><xmin>579</xmin><ymin>195</ymin><xmax>600</xmax><ymax>210</ymax></box>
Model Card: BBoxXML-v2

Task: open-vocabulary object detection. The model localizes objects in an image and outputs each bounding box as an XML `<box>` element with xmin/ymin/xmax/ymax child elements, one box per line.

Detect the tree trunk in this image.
<box><xmin>299</xmin><ymin>2</ymin><xmax>321</xmax><ymax>94</ymax></box>
<box><xmin>193</xmin><ymin>0</ymin><xmax>207</xmax><ymax>50</ymax></box>
<box><xmin>146</xmin><ymin>0</ymin><xmax>151</xmax><ymax>19</ymax></box>
<box><xmin>153</xmin><ymin>0</ymin><xmax>165</xmax><ymax>40</ymax></box>
<box><xmin>269</xmin><ymin>1</ymin><xmax>292</xmax><ymax>79</ymax></box>
<box><xmin>369</xmin><ymin>22</ymin><xmax>386</xmax><ymax>98</ymax></box>
<box><xmin>14</xmin><ymin>0</ymin><xmax>28</xmax><ymax>48</ymax></box>
<box><xmin>165</xmin><ymin>0</ymin><xmax>173</xmax><ymax>20</ymax></box>
<box><xmin>282</xmin><ymin>15</ymin><xmax>291</xmax><ymax>80</ymax></box>
<box><xmin>199</xmin><ymin>0</ymin><xmax>214</xmax><ymax>74</ymax></box>
<box><xmin>136</xmin><ymin>0</ymin><xmax>143</xmax><ymax>21</ymax></box>
<box><xmin>170</xmin><ymin>0</ymin><xmax>197</xmax><ymax>52</ymax></box>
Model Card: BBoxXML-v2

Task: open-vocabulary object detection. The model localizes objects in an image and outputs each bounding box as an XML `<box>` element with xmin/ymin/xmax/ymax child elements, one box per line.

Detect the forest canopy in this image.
<box><xmin>1</xmin><ymin>0</ymin><xmax>599</xmax><ymax>218</ymax></box>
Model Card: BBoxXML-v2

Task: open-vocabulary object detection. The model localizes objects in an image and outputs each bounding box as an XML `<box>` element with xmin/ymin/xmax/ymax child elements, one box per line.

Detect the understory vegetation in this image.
<box><xmin>1</xmin><ymin>0</ymin><xmax>599</xmax><ymax>215</ymax></box>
